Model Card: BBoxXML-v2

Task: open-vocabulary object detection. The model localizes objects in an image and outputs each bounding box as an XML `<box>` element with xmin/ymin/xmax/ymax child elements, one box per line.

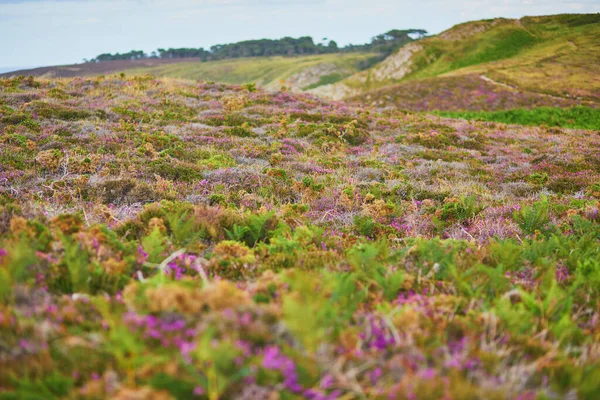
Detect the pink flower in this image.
<box><xmin>320</xmin><ymin>374</ymin><xmax>334</xmax><ymax>389</ymax></box>
<box><xmin>193</xmin><ymin>386</ymin><xmax>205</xmax><ymax>396</ymax></box>
<box><xmin>418</xmin><ymin>368</ymin><xmax>436</xmax><ymax>380</ymax></box>
<box><xmin>262</xmin><ymin>346</ymin><xmax>302</xmax><ymax>393</ymax></box>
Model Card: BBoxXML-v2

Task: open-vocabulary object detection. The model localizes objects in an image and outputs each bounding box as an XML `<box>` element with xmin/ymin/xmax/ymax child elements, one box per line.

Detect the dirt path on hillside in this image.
<box><xmin>479</xmin><ymin>75</ymin><xmax>514</xmax><ymax>90</ymax></box>
<box><xmin>479</xmin><ymin>74</ymin><xmax>598</xmax><ymax>106</ymax></box>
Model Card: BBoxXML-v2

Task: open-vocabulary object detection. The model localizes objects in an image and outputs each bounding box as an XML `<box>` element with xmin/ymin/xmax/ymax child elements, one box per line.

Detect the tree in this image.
<box><xmin>86</xmin><ymin>28</ymin><xmax>428</xmax><ymax>63</ymax></box>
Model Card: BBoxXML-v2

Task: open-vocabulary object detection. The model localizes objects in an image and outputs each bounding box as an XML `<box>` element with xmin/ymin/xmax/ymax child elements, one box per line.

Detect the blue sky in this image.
<box><xmin>0</xmin><ymin>0</ymin><xmax>598</xmax><ymax>70</ymax></box>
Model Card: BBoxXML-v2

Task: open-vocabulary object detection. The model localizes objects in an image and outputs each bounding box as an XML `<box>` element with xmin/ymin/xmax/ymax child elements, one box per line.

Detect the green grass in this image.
<box><xmin>405</xmin><ymin>23</ymin><xmax>543</xmax><ymax>79</ymax></box>
<box><xmin>337</xmin><ymin>14</ymin><xmax>600</xmax><ymax>101</ymax></box>
<box><xmin>303</xmin><ymin>73</ymin><xmax>344</xmax><ymax>90</ymax></box>
<box><xmin>123</xmin><ymin>53</ymin><xmax>376</xmax><ymax>89</ymax></box>
<box><xmin>448</xmin><ymin>28</ymin><xmax>541</xmax><ymax>70</ymax></box>
<box><xmin>436</xmin><ymin>106</ymin><xmax>600</xmax><ymax>130</ymax></box>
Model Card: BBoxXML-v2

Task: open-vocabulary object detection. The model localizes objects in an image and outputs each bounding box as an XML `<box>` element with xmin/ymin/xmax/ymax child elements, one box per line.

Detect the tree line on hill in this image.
<box><xmin>86</xmin><ymin>29</ymin><xmax>428</xmax><ymax>63</ymax></box>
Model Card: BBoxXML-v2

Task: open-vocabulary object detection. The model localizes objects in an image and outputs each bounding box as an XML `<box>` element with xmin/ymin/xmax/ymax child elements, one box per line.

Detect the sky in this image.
<box><xmin>0</xmin><ymin>0</ymin><xmax>598</xmax><ymax>71</ymax></box>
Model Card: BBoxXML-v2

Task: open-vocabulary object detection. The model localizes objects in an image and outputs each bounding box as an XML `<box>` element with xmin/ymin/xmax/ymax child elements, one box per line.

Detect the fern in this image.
<box><xmin>150</xmin><ymin>373</ymin><xmax>197</xmax><ymax>400</ymax></box>
<box><xmin>347</xmin><ymin>242</ymin><xmax>402</xmax><ymax>300</ymax></box>
<box><xmin>0</xmin><ymin>371</ymin><xmax>73</xmax><ymax>400</ymax></box>
<box><xmin>513</xmin><ymin>196</ymin><xmax>552</xmax><ymax>236</ymax></box>
<box><xmin>475</xmin><ymin>263</ymin><xmax>510</xmax><ymax>299</ymax></box>
<box><xmin>326</xmin><ymin>272</ymin><xmax>366</xmax><ymax>330</ymax></box>
<box><xmin>242</xmin><ymin>212</ymin><xmax>275</xmax><ymax>247</ymax></box>
<box><xmin>167</xmin><ymin>210</ymin><xmax>202</xmax><ymax>246</ymax></box>
<box><xmin>142</xmin><ymin>227</ymin><xmax>167</xmax><ymax>264</ymax></box>
<box><xmin>354</xmin><ymin>215</ymin><xmax>376</xmax><ymax>238</ymax></box>
<box><xmin>62</xmin><ymin>237</ymin><xmax>90</xmax><ymax>293</ymax></box>
<box><xmin>225</xmin><ymin>224</ymin><xmax>250</xmax><ymax>242</ymax></box>
<box><xmin>0</xmin><ymin>239</ymin><xmax>38</xmax><ymax>302</ymax></box>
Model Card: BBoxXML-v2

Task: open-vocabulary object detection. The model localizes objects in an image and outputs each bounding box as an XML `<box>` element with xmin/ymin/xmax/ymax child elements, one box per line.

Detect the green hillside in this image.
<box><xmin>437</xmin><ymin>106</ymin><xmax>600</xmax><ymax>130</ymax></box>
<box><xmin>5</xmin><ymin>14</ymin><xmax>598</xmax><ymax>107</ymax></box>
<box><xmin>324</xmin><ymin>14</ymin><xmax>600</xmax><ymax>103</ymax></box>
<box><xmin>122</xmin><ymin>53</ymin><xmax>378</xmax><ymax>92</ymax></box>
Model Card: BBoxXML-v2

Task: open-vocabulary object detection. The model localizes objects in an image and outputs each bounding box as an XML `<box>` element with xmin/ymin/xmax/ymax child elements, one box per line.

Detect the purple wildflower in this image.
<box><xmin>262</xmin><ymin>346</ymin><xmax>302</xmax><ymax>393</ymax></box>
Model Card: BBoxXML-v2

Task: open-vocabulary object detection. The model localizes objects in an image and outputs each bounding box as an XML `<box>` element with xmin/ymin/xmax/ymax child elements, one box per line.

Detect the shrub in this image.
<box><xmin>31</xmin><ymin>101</ymin><xmax>92</xmax><ymax>121</ymax></box>
<box><xmin>150</xmin><ymin>159</ymin><xmax>204</xmax><ymax>182</ymax></box>
<box><xmin>513</xmin><ymin>197</ymin><xmax>552</xmax><ymax>236</ymax></box>
<box><xmin>1</xmin><ymin>111</ymin><xmax>40</xmax><ymax>131</ymax></box>
<box><xmin>527</xmin><ymin>172</ymin><xmax>549</xmax><ymax>186</ymax></box>
<box><xmin>221</xmin><ymin>95</ymin><xmax>247</xmax><ymax>112</ymax></box>
<box><xmin>208</xmin><ymin>240</ymin><xmax>256</xmax><ymax>279</ymax></box>
<box><xmin>436</xmin><ymin>195</ymin><xmax>483</xmax><ymax>224</ymax></box>
<box><xmin>548</xmin><ymin>177</ymin><xmax>586</xmax><ymax>194</ymax></box>
<box><xmin>194</xmin><ymin>205</ymin><xmax>242</xmax><ymax>241</ymax></box>
<box><xmin>94</xmin><ymin>179</ymin><xmax>160</xmax><ymax>205</ymax></box>
<box><xmin>235</xmin><ymin>212</ymin><xmax>280</xmax><ymax>247</ymax></box>
<box><xmin>354</xmin><ymin>215</ymin><xmax>376</xmax><ymax>238</ymax></box>
<box><xmin>224</xmin><ymin>126</ymin><xmax>255</xmax><ymax>138</ymax></box>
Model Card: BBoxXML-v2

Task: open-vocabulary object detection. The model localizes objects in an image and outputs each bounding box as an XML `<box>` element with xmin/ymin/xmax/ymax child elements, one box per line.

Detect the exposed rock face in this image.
<box><xmin>310</xmin><ymin>43</ymin><xmax>423</xmax><ymax>100</ymax></box>
<box><xmin>308</xmin><ymin>82</ymin><xmax>361</xmax><ymax>101</ymax></box>
<box><xmin>265</xmin><ymin>63</ymin><xmax>349</xmax><ymax>93</ymax></box>
<box><xmin>370</xmin><ymin>42</ymin><xmax>423</xmax><ymax>81</ymax></box>
<box><xmin>438</xmin><ymin>19</ymin><xmax>508</xmax><ymax>41</ymax></box>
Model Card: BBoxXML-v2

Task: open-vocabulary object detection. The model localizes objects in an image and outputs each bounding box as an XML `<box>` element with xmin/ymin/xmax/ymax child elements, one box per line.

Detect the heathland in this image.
<box><xmin>1</xmin><ymin>12</ymin><xmax>600</xmax><ymax>400</ymax></box>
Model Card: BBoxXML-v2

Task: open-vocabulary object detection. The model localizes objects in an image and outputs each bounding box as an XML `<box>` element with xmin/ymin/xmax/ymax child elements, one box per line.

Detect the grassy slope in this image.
<box><xmin>345</xmin><ymin>14</ymin><xmax>600</xmax><ymax>105</ymax></box>
<box><xmin>0</xmin><ymin>53</ymin><xmax>378</xmax><ymax>93</ymax></box>
<box><xmin>123</xmin><ymin>53</ymin><xmax>377</xmax><ymax>90</ymax></box>
<box><xmin>352</xmin><ymin>73</ymin><xmax>585</xmax><ymax>112</ymax></box>
<box><xmin>406</xmin><ymin>19</ymin><xmax>543</xmax><ymax>79</ymax></box>
<box><xmin>482</xmin><ymin>15</ymin><xmax>600</xmax><ymax>99</ymax></box>
<box><xmin>436</xmin><ymin>106</ymin><xmax>600</xmax><ymax>130</ymax></box>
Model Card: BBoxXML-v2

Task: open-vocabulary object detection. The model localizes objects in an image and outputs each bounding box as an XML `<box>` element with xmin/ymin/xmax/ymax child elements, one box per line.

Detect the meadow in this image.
<box><xmin>123</xmin><ymin>53</ymin><xmax>379</xmax><ymax>93</ymax></box>
<box><xmin>352</xmin><ymin>74</ymin><xmax>585</xmax><ymax>112</ymax></box>
<box><xmin>436</xmin><ymin>106</ymin><xmax>600</xmax><ymax>130</ymax></box>
<box><xmin>326</xmin><ymin>14</ymin><xmax>600</xmax><ymax>109</ymax></box>
<box><xmin>1</xmin><ymin>74</ymin><xmax>600</xmax><ymax>399</ymax></box>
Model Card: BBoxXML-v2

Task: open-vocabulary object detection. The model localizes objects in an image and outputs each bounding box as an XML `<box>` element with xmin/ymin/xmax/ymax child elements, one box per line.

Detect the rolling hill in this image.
<box><xmin>3</xmin><ymin>13</ymin><xmax>598</xmax><ymax>113</ymax></box>
<box><xmin>318</xmin><ymin>14</ymin><xmax>600</xmax><ymax>108</ymax></box>
<box><xmin>1</xmin><ymin>53</ymin><xmax>379</xmax><ymax>94</ymax></box>
<box><xmin>122</xmin><ymin>52</ymin><xmax>379</xmax><ymax>93</ymax></box>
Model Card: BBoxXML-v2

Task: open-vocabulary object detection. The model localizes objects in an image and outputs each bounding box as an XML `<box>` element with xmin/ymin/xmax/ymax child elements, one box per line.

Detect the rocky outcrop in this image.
<box><xmin>370</xmin><ymin>42</ymin><xmax>423</xmax><ymax>81</ymax></box>
<box><xmin>308</xmin><ymin>82</ymin><xmax>361</xmax><ymax>101</ymax></box>
<box><xmin>265</xmin><ymin>63</ymin><xmax>350</xmax><ymax>93</ymax></box>
<box><xmin>310</xmin><ymin>43</ymin><xmax>424</xmax><ymax>100</ymax></box>
<box><xmin>438</xmin><ymin>18</ymin><xmax>509</xmax><ymax>41</ymax></box>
